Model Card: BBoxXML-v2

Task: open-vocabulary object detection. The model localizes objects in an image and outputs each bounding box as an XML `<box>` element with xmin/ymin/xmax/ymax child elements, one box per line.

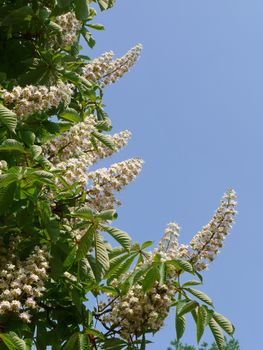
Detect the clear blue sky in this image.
<box><xmin>85</xmin><ymin>1</ymin><xmax>263</xmax><ymax>349</ymax></box>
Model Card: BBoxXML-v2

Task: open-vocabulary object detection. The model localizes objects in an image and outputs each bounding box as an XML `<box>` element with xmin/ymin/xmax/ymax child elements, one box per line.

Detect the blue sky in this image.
<box><xmin>84</xmin><ymin>1</ymin><xmax>263</xmax><ymax>348</ymax></box>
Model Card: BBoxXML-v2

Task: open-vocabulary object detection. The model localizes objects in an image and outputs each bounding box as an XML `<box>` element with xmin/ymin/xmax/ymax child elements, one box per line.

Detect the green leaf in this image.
<box><xmin>77</xmin><ymin>226</ymin><xmax>94</xmax><ymax>260</ymax></box>
<box><xmin>74</xmin><ymin>0</ymin><xmax>90</xmax><ymax>20</ymax></box>
<box><xmin>0</xmin><ymin>333</ymin><xmax>16</xmax><ymax>350</ymax></box>
<box><xmin>0</xmin><ymin>104</ymin><xmax>17</xmax><ymax>132</ymax></box>
<box><xmin>31</xmin><ymin>145</ymin><xmax>42</xmax><ymax>159</ymax></box>
<box><xmin>78</xmin><ymin>333</ymin><xmax>90</xmax><ymax>350</ymax></box>
<box><xmin>91</xmin><ymin>131</ymin><xmax>115</xmax><ymax>150</ymax></box>
<box><xmin>159</xmin><ymin>262</ymin><xmax>166</xmax><ymax>285</ymax></box>
<box><xmin>59</xmin><ymin>108</ymin><xmax>82</xmax><ymax>123</ymax></box>
<box><xmin>175</xmin><ymin>314</ymin><xmax>186</xmax><ymax>340</ymax></box>
<box><xmin>97</xmin><ymin>0</ymin><xmax>110</xmax><ymax>10</ymax></box>
<box><xmin>71</xmin><ymin>207</ymin><xmax>94</xmax><ymax>220</ymax></box>
<box><xmin>213</xmin><ymin>312</ymin><xmax>235</xmax><ymax>335</ymax></box>
<box><xmin>209</xmin><ymin>318</ymin><xmax>225</xmax><ymax>350</ymax></box>
<box><xmin>8</xmin><ymin>332</ymin><xmax>27</xmax><ymax>350</ymax></box>
<box><xmin>0</xmin><ymin>139</ymin><xmax>25</xmax><ymax>153</ymax></box>
<box><xmin>64</xmin><ymin>246</ymin><xmax>77</xmax><ymax>269</ymax></box>
<box><xmin>166</xmin><ymin>259</ymin><xmax>193</xmax><ymax>273</ymax></box>
<box><xmin>96</xmin><ymin>209</ymin><xmax>118</xmax><ymax>221</ymax></box>
<box><xmin>63</xmin><ymin>333</ymin><xmax>79</xmax><ymax>350</ymax></box>
<box><xmin>102</xmin><ymin>338</ymin><xmax>126</xmax><ymax>350</ymax></box>
<box><xmin>101</xmin><ymin>225</ymin><xmax>131</xmax><ymax>250</ymax></box>
<box><xmin>177</xmin><ymin>300</ymin><xmax>199</xmax><ymax>317</ymax></box>
<box><xmin>0</xmin><ymin>182</ymin><xmax>16</xmax><ymax>215</ymax></box>
<box><xmin>185</xmin><ymin>288</ymin><xmax>213</xmax><ymax>306</ymax></box>
<box><xmin>20</xmin><ymin>130</ymin><xmax>35</xmax><ymax>146</ymax></box>
<box><xmin>94</xmin><ymin>231</ymin><xmax>109</xmax><ymax>271</ymax></box>
<box><xmin>85</xmin><ymin>328</ymin><xmax>105</xmax><ymax>340</ymax></box>
<box><xmin>106</xmin><ymin>253</ymin><xmax>137</xmax><ymax>281</ymax></box>
<box><xmin>142</xmin><ymin>265</ymin><xmax>160</xmax><ymax>292</ymax></box>
<box><xmin>182</xmin><ymin>280</ymin><xmax>202</xmax><ymax>287</ymax></box>
<box><xmin>87</xmin><ymin>23</ymin><xmax>104</xmax><ymax>30</ymax></box>
<box><xmin>196</xmin><ymin>305</ymin><xmax>207</xmax><ymax>343</ymax></box>
<box><xmin>141</xmin><ymin>240</ymin><xmax>154</xmax><ymax>249</ymax></box>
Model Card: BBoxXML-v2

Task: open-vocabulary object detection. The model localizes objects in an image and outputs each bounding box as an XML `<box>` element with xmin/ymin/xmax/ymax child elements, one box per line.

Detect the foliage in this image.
<box><xmin>0</xmin><ymin>1</ymin><xmax>238</xmax><ymax>349</ymax></box>
<box><xmin>167</xmin><ymin>338</ymin><xmax>240</xmax><ymax>350</ymax></box>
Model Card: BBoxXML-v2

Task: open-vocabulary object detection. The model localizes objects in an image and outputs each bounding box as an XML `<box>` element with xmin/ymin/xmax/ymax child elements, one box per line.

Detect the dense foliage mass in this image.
<box><xmin>0</xmin><ymin>1</ymin><xmax>238</xmax><ymax>349</ymax></box>
<box><xmin>167</xmin><ymin>339</ymin><xmax>240</xmax><ymax>350</ymax></box>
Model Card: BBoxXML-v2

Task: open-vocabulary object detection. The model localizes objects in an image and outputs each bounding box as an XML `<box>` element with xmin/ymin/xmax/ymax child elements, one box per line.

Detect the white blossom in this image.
<box><xmin>54</xmin><ymin>12</ymin><xmax>82</xmax><ymax>47</ymax></box>
<box><xmin>83</xmin><ymin>44</ymin><xmax>143</xmax><ymax>86</ymax></box>
<box><xmin>189</xmin><ymin>189</ymin><xmax>237</xmax><ymax>270</ymax></box>
<box><xmin>2</xmin><ymin>83</ymin><xmax>73</xmax><ymax>116</ymax></box>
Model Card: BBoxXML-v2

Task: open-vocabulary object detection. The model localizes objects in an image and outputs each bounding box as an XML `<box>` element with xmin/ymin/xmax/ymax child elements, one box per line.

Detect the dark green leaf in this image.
<box><xmin>74</xmin><ymin>0</ymin><xmax>90</xmax><ymax>20</ymax></box>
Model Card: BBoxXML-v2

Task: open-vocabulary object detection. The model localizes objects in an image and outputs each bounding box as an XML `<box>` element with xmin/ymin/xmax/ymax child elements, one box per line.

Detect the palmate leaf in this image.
<box><xmin>185</xmin><ymin>288</ymin><xmax>214</xmax><ymax>307</ymax></box>
<box><xmin>166</xmin><ymin>259</ymin><xmax>193</xmax><ymax>273</ymax></box>
<box><xmin>94</xmin><ymin>231</ymin><xmax>109</xmax><ymax>271</ymax></box>
<box><xmin>213</xmin><ymin>312</ymin><xmax>235</xmax><ymax>335</ymax></box>
<box><xmin>71</xmin><ymin>207</ymin><xmax>94</xmax><ymax>220</ymax></box>
<box><xmin>142</xmin><ymin>265</ymin><xmax>160</xmax><ymax>292</ymax></box>
<box><xmin>106</xmin><ymin>253</ymin><xmax>131</xmax><ymax>277</ymax></box>
<box><xmin>0</xmin><ymin>104</ymin><xmax>17</xmax><ymax>132</ymax></box>
<box><xmin>175</xmin><ymin>314</ymin><xmax>186</xmax><ymax>340</ymax></box>
<box><xmin>0</xmin><ymin>332</ymin><xmax>28</xmax><ymax>350</ymax></box>
<box><xmin>74</xmin><ymin>0</ymin><xmax>90</xmax><ymax>20</ymax></box>
<box><xmin>63</xmin><ymin>332</ymin><xmax>91</xmax><ymax>350</ymax></box>
<box><xmin>101</xmin><ymin>224</ymin><xmax>131</xmax><ymax>250</ymax></box>
<box><xmin>96</xmin><ymin>209</ymin><xmax>118</xmax><ymax>221</ymax></box>
<box><xmin>209</xmin><ymin>318</ymin><xmax>225</xmax><ymax>350</ymax></box>
<box><xmin>59</xmin><ymin>108</ymin><xmax>82</xmax><ymax>123</ymax></box>
<box><xmin>77</xmin><ymin>226</ymin><xmax>94</xmax><ymax>261</ymax></box>
<box><xmin>0</xmin><ymin>139</ymin><xmax>25</xmax><ymax>153</ymax></box>
<box><xmin>196</xmin><ymin>305</ymin><xmax>207</xmax><ymax>343</ymax></box>
<box><xmin>177</xmin><ymin>300</ymin><xmax>199</xmax><ymax>317</ymax></box>
<box><xmin>8</xmin><ymin>332</ymin><xmax>27</xmax><ymax>350</ymax></box>
<box><xmin>91</xmin><ymin>130</ymin><xmax>115</xmax><ymax>150</ymax></box>
<box><xmin>106</xmin><ymin>254</ymin><xmax>137</xmax><ymax>282</ymax></box>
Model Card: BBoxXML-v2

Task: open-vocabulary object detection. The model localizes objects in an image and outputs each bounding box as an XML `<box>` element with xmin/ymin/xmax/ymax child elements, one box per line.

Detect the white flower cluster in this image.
<box><xmin>103</xmin><ymin>281</ymin><xmax>175</xmax><ymax>339</ymax></box>
<box><xmin>45</xmin><ymin>116</ymin><xmax>132</xmax><ymax>187</ymax></box>
<box><xmin>83</xmin><ymin>44</ymin><xmax>143</xmax><ymax>86</ymax></box>
<box><xmin>0</xmin><ymin>237</ymin><xmax>49</xmax><ymax>322</ymax></box>
<box><xmin>87</xmin><ymin>158</ymin><xmax>144</xmax><ymax>210</ymax></box>
<box><xmin>2</xmin><ymin>83</ymin><xmax>73</xmax><ymax>116</ymax></box>
<box><xmin>149</xmin><ymin>222</ymin><xmax>189</xmax><ymax>265</ymax></box>
<box><xmin>54</xmin><ymin>11</ymin><xmax>82</xmax><ymax>47</ymax></box>
<box><xmin>189</xmin><ymin>189</ymin><xmax>237</xmax><ymax>271</ymax></box>
<box><xmin>44</xmin><ymin>116</ymin><xmax>97</xmax><ymax>163</ymax></box>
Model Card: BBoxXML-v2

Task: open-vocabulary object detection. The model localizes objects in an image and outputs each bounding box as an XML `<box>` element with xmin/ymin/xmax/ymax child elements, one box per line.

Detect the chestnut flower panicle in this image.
<box><xmin>0</xmin><ymin>237</ymin><xmax>49</xmax><ymax>323</ymax></box>
<box><xmin>2</xmin><ymin>83</ymin><xmax>73</xmax><ymax>117</ymax></box>
<box><xmin>83</xmin><ymin>44</ymin><xmax>143</xmax><ymax>86</ymax></box>
<box><xmin>189</xmin><ymin>189</ymin><xmax>237</xmax><ymax>271</ymax></box>
<box><xmin>87</xmin><ymin>158</ymin><xmax>144</xmax><ymax>210</ymax></box>
<box><xmin>54</xmin><ymin>11</ymin><xmax>82</xmax><ymax>47</ymax></box>
<box><xmin>102</xmin><ymin>281</ymin><xmax>175</xmax><ymax>340</ymax></box>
